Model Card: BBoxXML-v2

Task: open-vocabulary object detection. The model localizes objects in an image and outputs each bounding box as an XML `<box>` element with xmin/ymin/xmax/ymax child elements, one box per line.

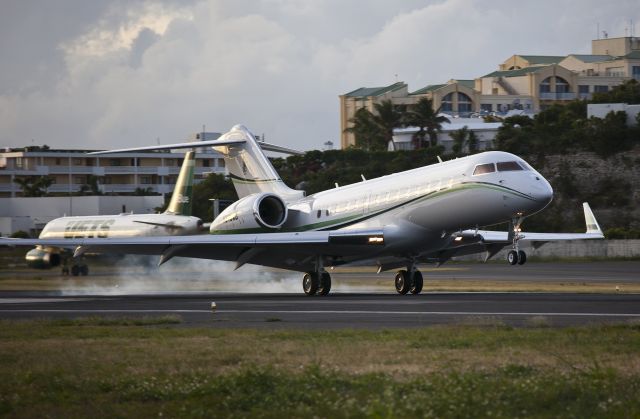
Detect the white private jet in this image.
<box><xmin>1</xmin><ymin>125</ymin><xmax>603</xmax><ymax>295</ymax></box>
<box><xmin>22</xmin><ymin>150</ymin><xmax>203</xmax><ymax>276</ymax></box>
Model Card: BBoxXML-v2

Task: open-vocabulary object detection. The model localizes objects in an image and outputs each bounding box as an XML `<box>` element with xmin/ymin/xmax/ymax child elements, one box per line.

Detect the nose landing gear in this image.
<box><xmin>507</xmin><ymin>216</ymin><xmax>527</xmax><ymax>266</ymax></box>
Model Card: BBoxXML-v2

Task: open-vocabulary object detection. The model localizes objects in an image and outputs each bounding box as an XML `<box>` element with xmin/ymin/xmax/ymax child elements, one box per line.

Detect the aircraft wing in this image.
<box><xmin>0</xmin><ymin>229</ymin><xmax>385</xmax><ymax>272</ymax></box>
<box><xmin>425</xmin><ymin>202</ymin><xmax>605</xmax><ymax>265</ymax></box>
<box><xmin>464</xmin><ymin>202</ymin><xmax>604</xmax><ymax>243</ymax></box>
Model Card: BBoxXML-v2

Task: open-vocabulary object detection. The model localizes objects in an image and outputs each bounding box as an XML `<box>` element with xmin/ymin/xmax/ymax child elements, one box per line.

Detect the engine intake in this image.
<box><xmin>253</xmin><ymin>194</ymin><xmax>287</xmax><ymax>229</ymax></box>
<box><xmin>210</xmin><ymin>192</ymin><xmax>289</xmax><ymax>233</ymax></box>
<box><xmin>26</xmin><ymin>248</ymin><xmax>61</xmax><ymax>269</ymax></box>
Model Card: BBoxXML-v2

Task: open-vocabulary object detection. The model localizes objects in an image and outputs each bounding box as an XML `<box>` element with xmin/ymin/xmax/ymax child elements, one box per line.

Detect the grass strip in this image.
<box><xmin>1</xmin><ymin>320</ymin><xmax>639</xmax><ymax>417</ymax></box>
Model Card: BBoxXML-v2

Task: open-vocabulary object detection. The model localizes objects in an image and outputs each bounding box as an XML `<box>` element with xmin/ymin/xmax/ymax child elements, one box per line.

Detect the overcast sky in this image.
<box><xmin>1</xmin><ymin>0</ymin><xmax>638</xmax><ymax>151</ymax></box>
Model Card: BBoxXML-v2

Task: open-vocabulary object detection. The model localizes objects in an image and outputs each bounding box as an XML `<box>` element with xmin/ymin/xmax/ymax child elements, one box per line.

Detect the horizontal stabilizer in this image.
<box><xmin>88</xmin><ymin>139</ymin><xmax>303</xmax><ymax>156</ymax></box>
<box><xmin>87</xmin><ymin>139</ymin><xmax>246</xmax><ymax>155</ymax></box>
<box><xmin>132</xmin><ymin>220</ymin><xmax>185</xmax><ymax>229</ymax></box>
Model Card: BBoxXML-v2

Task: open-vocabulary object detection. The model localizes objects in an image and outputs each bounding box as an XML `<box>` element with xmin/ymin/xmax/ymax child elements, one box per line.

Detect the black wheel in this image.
<box><xmin>71</xmin><ymin>265</ymin><xmax>80</xmax><ymax>276</ymax></box>
<box><xmin>303</xmin><ymin>272</ymin><xmax>319</xmax><ymax>296</ymax></box>
<box><xmin>517</xmin><ymin>250</ymin><xmax>527</xmax><ymax>265</ymax></box>
<box><xmin>507</xmin><ymin>250</ymin><xmax>519</xmax><ymax>266</ymax></box>
<box><xmin>410</xmin><ymin>270</ymin><xmax>423</xmax><ymax>294</ymax></box>
<box><xmin>395</xmin><ymin>270</ymin><xmax>410</xmax><ymax>295</ymax></box>
<box><xmin>80</xmin><ymin>265</ymin><xmax>89</xmax><ymax>276</ymax></box>
<box><xmin>317</xmin><ymin>272</ymin><xmax>332</xmax><ymax>296</ymax></box>
<box><xmin>61</xmin><ymin>266</ymin><xmax>69</xmax><ymax>275</ymax></box>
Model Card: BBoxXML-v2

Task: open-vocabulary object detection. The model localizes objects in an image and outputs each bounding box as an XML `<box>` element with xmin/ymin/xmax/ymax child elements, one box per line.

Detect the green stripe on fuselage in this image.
<box><xmin>209</xmin><ymin>181</ymin><xmax>536</xmax><ymax>235</ymax></box>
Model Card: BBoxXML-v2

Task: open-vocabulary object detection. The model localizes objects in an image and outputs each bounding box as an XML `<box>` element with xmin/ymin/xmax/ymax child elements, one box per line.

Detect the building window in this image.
<box><xmin>218</xmin><ymin>159</ymin><xmax>225</xmax><ymax>168</ymax></box>
<box><xmin>15</xmin><ymin>157</ymin><xmax>23</xmax><ymax>169</ymax></box>
<box><xmin>140</xmin><ymin>176</ymin><xmax>151</xmax><ymax>184</ymax></box>
<box><xmin>55</xmin><ymin>158</ymin><xmax>61</xmax><ymax>165</ymax></box>
<box><xmin>457</xmin><ymin>92</ymin><xmax>473</xmax><ymax>113</ymax></box>
<box><xmin>109</xmin><ymin>159</ymin><xmax>121</xmax><ymax>167</ymax></box>
<box><xmin>202</xmin><ymin>159</ymin><xmax>210</xmax><ymax>167</ymax></box>
<box><xmin>555</xmin><ymin>77</ymin><xmax>570</xmax><ymax>93</ymax></box>
<box><xmin>633</xmin><ymin>66</ymin><xmax>640</xmax><ymax>77</ymax></box>
<box><xmin>480</xmin><ymin>103</ymin><xmax>493</xmax><ymax>112</ymax></box>
<box><xmin>441</xmin><ymin>93</ymin><xmax>453</xmax><ymax>112</ymax></box>
<box><xmin>103</xmin><ymin>176</ymin><xmax>112</xmax><ymax>184</ymax></box>
<box><xmin>73</xmin><ymin>158</ymin><xmax>83</xmax><ymax>165</ymax></box>
<box><xmin>540</xmin><ymin>77</ymin><xmax>551</xmax><ymax>93</ymax></box>
<box><xmin>74</xmin><ymin>176</ymin><xmax>85</xmax><ymax>184</ymax></box>
<box><xmin>594</xmin><ymin>85</ymin><xmax>609</xmax><ymax>93</ymax></box>
<box><xmin>578</xmin><ymin>85</ymin><xmax>589</xmax><ymax>94</ymax></box>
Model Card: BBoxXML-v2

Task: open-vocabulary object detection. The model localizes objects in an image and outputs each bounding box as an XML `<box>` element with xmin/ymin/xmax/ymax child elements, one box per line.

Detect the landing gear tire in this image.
<box><xmin>410</xmin><ymin>270</ymin><xmax>423</xmax><ymax>295</ymax></box>
<box><xmin>507</xmin><ymin>250</ymin><xmax>519</xmax><ymax>266</ymax></box>
<box><xmin>71</xmin><ymin>265</ymin><xmax>81</xmax><ymax>276</ymax></box>
<box><xmin>395</xmin><ymin>270</ymin><xmax>411</xmax><ymax>295</ymax></box>
<box><xmin>79</xmin><ymin>264</ymin><xmax>89</xmax><ymax>276</ymax></box>
<box><xmin>303</xmin><ymin>272</ymin><xmax>319</xmax><ymax>296</ymax></box>
<box><xmin>317</xmin><ymin>272</ymin><xmax>332</xmax><ymax>296</ymax></box>
<box><xmin>61</xmin><ymin>266</ymin><xmax>69</xmax><ymax>276</ymax></box>
<box><xmin>517</xmin><ymin>250</ymin><xmax>527</xmax><ymax>265</ymax></box>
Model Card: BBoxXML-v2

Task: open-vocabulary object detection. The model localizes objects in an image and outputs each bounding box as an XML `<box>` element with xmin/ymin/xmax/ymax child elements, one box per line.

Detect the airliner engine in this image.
<box><xmin>211</xmin><ymin>193</ymin><xmax>288</xmax><ymax>232</ymax></box>
<box><xmin>25</xmin><ymin>247</ymin><xmax>61</xmax><ymax>269</ymax></box>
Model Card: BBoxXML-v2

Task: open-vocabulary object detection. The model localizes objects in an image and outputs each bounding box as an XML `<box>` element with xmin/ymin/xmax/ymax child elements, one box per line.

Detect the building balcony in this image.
<box><xmin>539</xmin><ymin>92</ymin><xmax>576</xmax><ymax>100</ymax></box>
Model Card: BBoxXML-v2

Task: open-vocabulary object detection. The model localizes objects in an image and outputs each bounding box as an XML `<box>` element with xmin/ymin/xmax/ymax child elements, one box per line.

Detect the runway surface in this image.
<box><xmin>0</xmin><ymin>262</ymin><xmax>638</xmax><ymax>328</ymax></box>
<box><xmin>1</xmin><ymin>292</ymin><xmax>639</xmax><ymax>328</ymax></box>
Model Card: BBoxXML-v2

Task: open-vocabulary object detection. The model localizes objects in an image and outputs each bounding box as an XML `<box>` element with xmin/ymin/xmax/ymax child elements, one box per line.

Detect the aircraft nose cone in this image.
<box><xmin>532</xmin><ymin>176</ymin><xmax>553</xmax><ymax>204</ymax></box>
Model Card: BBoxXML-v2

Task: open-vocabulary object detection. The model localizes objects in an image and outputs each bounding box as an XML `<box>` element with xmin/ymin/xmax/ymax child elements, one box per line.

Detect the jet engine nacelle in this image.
<box><xmin>211</xmin><ymin>193</ymin><xmax>288</xmax><ymax>233</ymax></box>
<box><xmin>25</xmin><ymin>247</ymin><xmax>61</xmax><ymax>269</ymax></box>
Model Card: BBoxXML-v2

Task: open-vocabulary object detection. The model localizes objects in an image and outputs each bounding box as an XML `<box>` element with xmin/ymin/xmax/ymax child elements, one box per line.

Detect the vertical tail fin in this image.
<box><xmin>213</xmin><ymin>125</ymin><xmax>304</xmax><ymax>200</ymax></box>
<box><xmin>165</xmin><ymin>151</ymin><xmax>196</xmax><ymax>216</ymax></box>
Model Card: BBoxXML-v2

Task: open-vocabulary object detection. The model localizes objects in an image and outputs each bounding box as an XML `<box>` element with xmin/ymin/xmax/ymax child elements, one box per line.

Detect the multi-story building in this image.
<box><xmin>340</xmin><ymin>36</ymin><xmax>640</xmax><ymax>148</ymax></box>
<box><xmin>0</xmin><ymin>133</ymin><xmax>226</xmax><ymax>198</ymax></box>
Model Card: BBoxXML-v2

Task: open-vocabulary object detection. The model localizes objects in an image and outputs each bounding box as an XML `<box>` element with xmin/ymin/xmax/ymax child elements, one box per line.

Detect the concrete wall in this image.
<box><xmin>458</xmin><ymin>240</ymin><xmax>640</xmax><ymax>261</ymax></box>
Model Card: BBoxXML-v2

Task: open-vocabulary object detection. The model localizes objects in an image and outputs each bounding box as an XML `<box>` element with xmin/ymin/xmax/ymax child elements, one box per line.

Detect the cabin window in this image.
<box><xmin>496</xmin><ymin>161</ymin><xmax>524</xmax><ymax>172</ymax></box>
<box><xmin>473</xmin><ymin>163</ymin><xmax>495</xmax><ymax>175</ymax></box>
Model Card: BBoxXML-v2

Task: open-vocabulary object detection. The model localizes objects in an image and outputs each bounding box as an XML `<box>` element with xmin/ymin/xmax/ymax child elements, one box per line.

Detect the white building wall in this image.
<box><xmin>588</xmin><ymin>103</ymin><xmax>640</xmax><ymax>125</ymax></box>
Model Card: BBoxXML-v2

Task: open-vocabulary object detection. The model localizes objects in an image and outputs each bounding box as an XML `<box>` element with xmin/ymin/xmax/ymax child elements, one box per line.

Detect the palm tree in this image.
<box><xmin>345</xmin><ymin>107</ymin><xmax>385</xmax><ymax>151</ymax></box>
<box><xmin>404</xmin><ymin>97</ymin><xmax>450</xmax><ymax>148</ymax></box>
<box><xmin>14</xmin><ymin>176</ymin><xmax>53</xmax><ymax>197</ymax></box>
<box><xmin>450</xmin><ymin>126</ymin><xmax>469</xmax><ymax>155</ymax></box>
<box><xmin>372</xmin><ymin>100</ymin><xmax>404</xmax><ymax>150</ymax></box>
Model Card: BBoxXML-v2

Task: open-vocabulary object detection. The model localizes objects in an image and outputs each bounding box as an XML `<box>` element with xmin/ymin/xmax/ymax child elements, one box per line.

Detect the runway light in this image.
<box><xmin>211</xmin><ymin>302</ymin><xmax>217</xmax><ymax>311</ymax></box>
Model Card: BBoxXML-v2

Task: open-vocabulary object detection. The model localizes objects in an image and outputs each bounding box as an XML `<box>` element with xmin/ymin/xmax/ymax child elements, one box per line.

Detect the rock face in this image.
<box><xmin>531</xmin><ymin>149</ymin><xmax>640</xmax><ymax>230</ymax></box>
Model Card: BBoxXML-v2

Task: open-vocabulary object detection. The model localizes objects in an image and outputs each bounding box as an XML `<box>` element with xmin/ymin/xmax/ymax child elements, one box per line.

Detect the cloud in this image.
<box><xmin>1</xmin><ymin>0</ymin><xmax>639</xmax><ymax>150</ymax></box>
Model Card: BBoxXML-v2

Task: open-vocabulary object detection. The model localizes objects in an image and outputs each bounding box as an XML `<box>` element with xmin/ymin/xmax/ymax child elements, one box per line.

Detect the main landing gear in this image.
<box><xmin>61</xmin><ymin>260</ymin><xmax>89</xmax><ymax>276</ymax></box>
<box><xmin>394</xmin><ymin>268</ymin><xmax>423</xmax><ymax>295</ymax></box>
<box><xmin>507</xmin><ymin>215</ymin><xmax>527</xmax><ymax>266</ymax></box>
<box><xmin>302</xmin><ymin>271</ymin><xmax>332</xmax><ymax>296</ymax></box>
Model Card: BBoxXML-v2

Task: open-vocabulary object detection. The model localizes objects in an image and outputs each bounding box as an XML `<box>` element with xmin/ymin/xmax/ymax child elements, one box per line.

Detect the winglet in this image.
<box><xmin>583</xmin><ymin>202</ymin><xmax>603</xmax><ymax>235</ymax></box>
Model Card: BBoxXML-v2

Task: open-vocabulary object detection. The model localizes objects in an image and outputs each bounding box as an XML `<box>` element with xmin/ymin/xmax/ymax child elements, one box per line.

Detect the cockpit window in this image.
<box><xmin>473</xmin><ymin>163</ymin><xmax>495</xmax><ymax>175</ymax></box>
<box><xmin>496</xmin><ymin>161</ymin><xmax>524</xmax><ymax>172</ymax></box>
